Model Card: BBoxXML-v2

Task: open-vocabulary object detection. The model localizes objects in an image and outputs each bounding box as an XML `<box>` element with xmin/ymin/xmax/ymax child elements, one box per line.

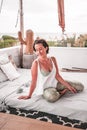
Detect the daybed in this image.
<box><xmin>0</xmin><ymin>46</ymin><xmax>87</xmax><ymax>128</ymax></box>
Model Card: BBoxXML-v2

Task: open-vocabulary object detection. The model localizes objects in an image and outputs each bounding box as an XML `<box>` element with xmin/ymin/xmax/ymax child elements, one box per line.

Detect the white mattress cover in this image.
<box><xmin>0</xmin><ymin>68</ymin><xmax>31</xmax><ymax>103</ymax></box>
<box><xmin>0</xmin><ymin>68</ymin><xmax>87</xmax><ymax>122</ymax></box>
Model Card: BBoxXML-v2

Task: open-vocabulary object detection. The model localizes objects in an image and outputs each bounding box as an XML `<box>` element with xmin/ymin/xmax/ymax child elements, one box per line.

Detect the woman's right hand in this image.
<box><xmin>18</xmin><ymin>95</ymin><xmax>31</xmax><ymax>100</ymax></box>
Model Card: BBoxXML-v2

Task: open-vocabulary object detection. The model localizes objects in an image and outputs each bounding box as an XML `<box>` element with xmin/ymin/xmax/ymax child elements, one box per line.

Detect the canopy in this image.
<box><xmin>57</xmin><ymin>0</ymin><xmax>65</xmax><ymax>33</ymax></box>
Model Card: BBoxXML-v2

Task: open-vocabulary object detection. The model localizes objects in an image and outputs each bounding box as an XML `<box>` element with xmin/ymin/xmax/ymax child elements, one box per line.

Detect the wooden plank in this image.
<box><xmin>61</xmin><ymin>68</ymin><xmax>87</xmax><ymax>72</ymax></box>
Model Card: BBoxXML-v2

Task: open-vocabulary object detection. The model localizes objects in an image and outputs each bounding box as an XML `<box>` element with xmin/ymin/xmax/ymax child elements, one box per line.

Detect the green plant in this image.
<box><xmin>47</xmin><ymin>41</ymin><xmax>56</xmax><ymax>46</ymax></box>
<box><xmin>0</xmin><ymin>35</ymin><xmax>18</xmax><ymax>48</ymax></box>
<box><xmin>65</xmin><ymin>34</ymin><xmax>76</xmax><ymax>47</ymax></box>
<box><xmin>85</xmin><ymin>40</ymin><xmax>87</xmax><ymax>47</ymax></box>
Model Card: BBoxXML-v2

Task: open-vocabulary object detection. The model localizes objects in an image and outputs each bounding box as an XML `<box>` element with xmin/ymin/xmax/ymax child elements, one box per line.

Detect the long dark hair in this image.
<box><xmin>33</xmin><ymin>39</ymin><xmax>49</xmax><ymax>54</ymax></box>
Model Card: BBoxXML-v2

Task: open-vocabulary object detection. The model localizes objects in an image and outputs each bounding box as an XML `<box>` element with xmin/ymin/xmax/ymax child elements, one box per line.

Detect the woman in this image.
<box><xmin>18</xmin><ymin>39</ymin><xmax>83</xmax><ymax>101</ymax></box>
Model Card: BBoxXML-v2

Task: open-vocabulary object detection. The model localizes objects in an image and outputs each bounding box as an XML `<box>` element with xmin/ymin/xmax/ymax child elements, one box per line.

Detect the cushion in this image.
<box><xmin>57</xmin><ymin>80</ymin><xmax>84</xmax><ymax>92</ymax></box>
<box><xmin>0</xmin><ymin>54</ymin><xmax>17</xmax><ymax>68</ymax></box>
<box><xmin>43</xmin><ymin>87</ymin><xmax>60</xmax><ymax>102</ymax></box>
<box><xmin>8</xmin><ymin>55</ymin><xmax>17</xmax><ymax>70</ymax></box>
<box><xmin>0</xmin><ymin>62</ymin><xmax>20</xmax><ymax>81</ymax></box>
<box><xmin>0</xmin><ymin>53</ymin><xmax>9</xmax><ymax>65</ymax></box>
<box><xmin>0</xmin><ymin>69</ymin><xmax>8</xmax><ymax>83</ymax></box>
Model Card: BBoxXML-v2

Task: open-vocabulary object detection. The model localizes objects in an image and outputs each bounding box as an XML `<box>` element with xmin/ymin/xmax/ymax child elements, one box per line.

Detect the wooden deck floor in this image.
<box><xmin>0</xmin><ymin>113</ymin><xmax>81</xmax><ymax>130</ymax></box>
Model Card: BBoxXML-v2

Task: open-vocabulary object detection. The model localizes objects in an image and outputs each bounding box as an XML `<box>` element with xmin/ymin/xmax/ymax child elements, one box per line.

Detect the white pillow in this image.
<box><xmin>1</xmin><ymin>62</ymin><xmax>20</xmax><ymax>81</ymax></box>
<box><xmin>0</xmin><ymin>53</ymin><xmax>9</xmax><ymax>65</ymax></box>
<box><xmin>0</xmin><ymin>69</ymin><xmax>8</xmax><ymax>83</ymax></box>
<box><xmin>8</xmin><ymin>55</ymin><xmax>17</xmax><ymax>70</ymax></box>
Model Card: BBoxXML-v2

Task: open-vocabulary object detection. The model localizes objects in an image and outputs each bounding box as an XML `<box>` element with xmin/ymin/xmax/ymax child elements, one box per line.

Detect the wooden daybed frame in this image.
<box><xmin>0</xmin><ymin>113</ymin><xmax>80</xmax><ymax>130</ymax></box>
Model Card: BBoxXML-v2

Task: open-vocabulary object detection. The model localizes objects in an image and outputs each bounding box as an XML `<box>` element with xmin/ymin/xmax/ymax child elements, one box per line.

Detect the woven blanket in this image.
<box><xmin>1</xmin><ymin>106</ymin><xmax>87</xmax><ymax>129</ymax></box>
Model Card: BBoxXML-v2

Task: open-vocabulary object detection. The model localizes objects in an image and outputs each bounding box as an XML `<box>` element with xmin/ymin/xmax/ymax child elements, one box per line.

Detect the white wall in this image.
<box><xmin>49</xmin><ymin>47</ymin><xmax>87</xmax><ymax>69</ymax></box>
<box><xmin>0</xmin><ymin>46</ymin><xmax>87</xmax><ymax>69</ymax></box>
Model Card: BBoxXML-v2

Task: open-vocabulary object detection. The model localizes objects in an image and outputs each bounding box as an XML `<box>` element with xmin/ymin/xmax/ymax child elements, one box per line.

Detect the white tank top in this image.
<box><xmin>32</xmin><ymin>58</ymin><xmax>58</xmax><ymax>96</ymax></box>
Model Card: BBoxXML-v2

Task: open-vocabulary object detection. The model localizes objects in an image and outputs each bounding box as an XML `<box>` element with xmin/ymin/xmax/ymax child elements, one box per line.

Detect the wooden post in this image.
<box><xmin>19</xmin><ymin>0</ymin><xmax>24</xmax><ymax>68</ymax></box>
<box><xmin>57</xmin><ymin>0</ymin><xmax>65</xmax><ymax>33</ymax></box>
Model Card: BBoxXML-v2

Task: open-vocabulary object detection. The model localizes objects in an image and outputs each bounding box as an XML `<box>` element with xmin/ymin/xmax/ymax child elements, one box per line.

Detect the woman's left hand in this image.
<box><xmin>67</xmin><ymin>86</ymin><xmax>77</xmax><ymax>93</ymax></box>
<box><xmin>18</xmin><ymin>95</ymin><xmax>31</xmax><ymax>100</ymax></box>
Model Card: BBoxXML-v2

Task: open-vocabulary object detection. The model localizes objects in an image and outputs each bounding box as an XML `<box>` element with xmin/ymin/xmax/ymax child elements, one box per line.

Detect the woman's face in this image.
<box><xmin>35</xmin><ymin>44</ymin><xmax>47</xmax><ymax>57</ymax></box>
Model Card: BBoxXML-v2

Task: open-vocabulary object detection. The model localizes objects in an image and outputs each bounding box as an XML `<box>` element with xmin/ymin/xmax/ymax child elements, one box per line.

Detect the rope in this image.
<box><xmin>15</xmin><ymin>9</ymin><xmax>20</xmax><ymax>28</ymax></box>
<box><xmin>0</xmin><ymin>0</ymin><xmax>3</xmax><ymax>13</ymax></box>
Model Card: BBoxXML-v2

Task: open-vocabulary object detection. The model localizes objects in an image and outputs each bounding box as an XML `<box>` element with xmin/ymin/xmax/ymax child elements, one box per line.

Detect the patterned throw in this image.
<box><xmin>1</xmin><ymin>106</ymin><xmax>87</xmax><ymax>129</ymax></box>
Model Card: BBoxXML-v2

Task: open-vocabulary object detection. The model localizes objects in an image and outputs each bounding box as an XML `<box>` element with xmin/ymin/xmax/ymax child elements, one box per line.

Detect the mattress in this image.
<box><xmin>0</xmin><ymin>68</ymin><xmax>31</xmax><ymax>109</ymax></box>
<box><xmin>0</xmin><ymin>68</ymin><xmax>87</xmax><ymax>122</ymax></box>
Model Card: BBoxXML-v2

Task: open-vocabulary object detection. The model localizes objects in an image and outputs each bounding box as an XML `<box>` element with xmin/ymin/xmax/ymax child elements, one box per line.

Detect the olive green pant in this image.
<box><xmin>56</xmin><ymin>80</ymin><xmax>84</xmax><ymax>93</ymax></box>
<box><xmin>43</xmin><ymin>81</ymin><xmax>84</xmax><ymax>102</ymax></box>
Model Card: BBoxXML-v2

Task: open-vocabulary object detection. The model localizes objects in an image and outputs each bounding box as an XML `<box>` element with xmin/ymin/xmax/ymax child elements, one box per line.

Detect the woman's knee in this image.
<box><xmin>67</xmin><ymin>80</ymin><xmax>84</xmax><ymax>92</ymax></box>
<box><xmin>56</xmin><ymin>80</ymin><xmax>84</xmax><ymax>93</ymax></box>
<box><xmin>43</xmin><ymin>87</ymin><xmax>60</xmax><ymax>102</ymax></box>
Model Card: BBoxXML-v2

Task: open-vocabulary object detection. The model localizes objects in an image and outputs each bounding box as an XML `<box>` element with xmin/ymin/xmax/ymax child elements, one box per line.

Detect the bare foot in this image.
<box><xmin>60</xmin><ymin>89</ymin><xmax>68</xmax><ymax>96</ymax></box>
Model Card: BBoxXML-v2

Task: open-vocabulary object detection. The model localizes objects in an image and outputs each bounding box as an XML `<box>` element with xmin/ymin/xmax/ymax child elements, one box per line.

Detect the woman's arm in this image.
<box><xmin>18</xmin><ymin>60</ymin><xmax>38</xmax><ymax>99</ymax></box>
<box><xmin>51</xmin><ymin>57</ymin><xmax>77</xmax><ymax>93</ymax></box>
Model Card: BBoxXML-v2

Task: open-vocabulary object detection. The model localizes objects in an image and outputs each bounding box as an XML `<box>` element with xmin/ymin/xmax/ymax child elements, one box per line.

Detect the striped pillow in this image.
<box><xmin>0</xmin><ymin>53</ymin><xmax>9</xmax><ymax>65</ymax></box>
<box><xmin>0</xmin><ymin>69</ymin><xmax>8</xmax><ymax>83</ymax></box>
